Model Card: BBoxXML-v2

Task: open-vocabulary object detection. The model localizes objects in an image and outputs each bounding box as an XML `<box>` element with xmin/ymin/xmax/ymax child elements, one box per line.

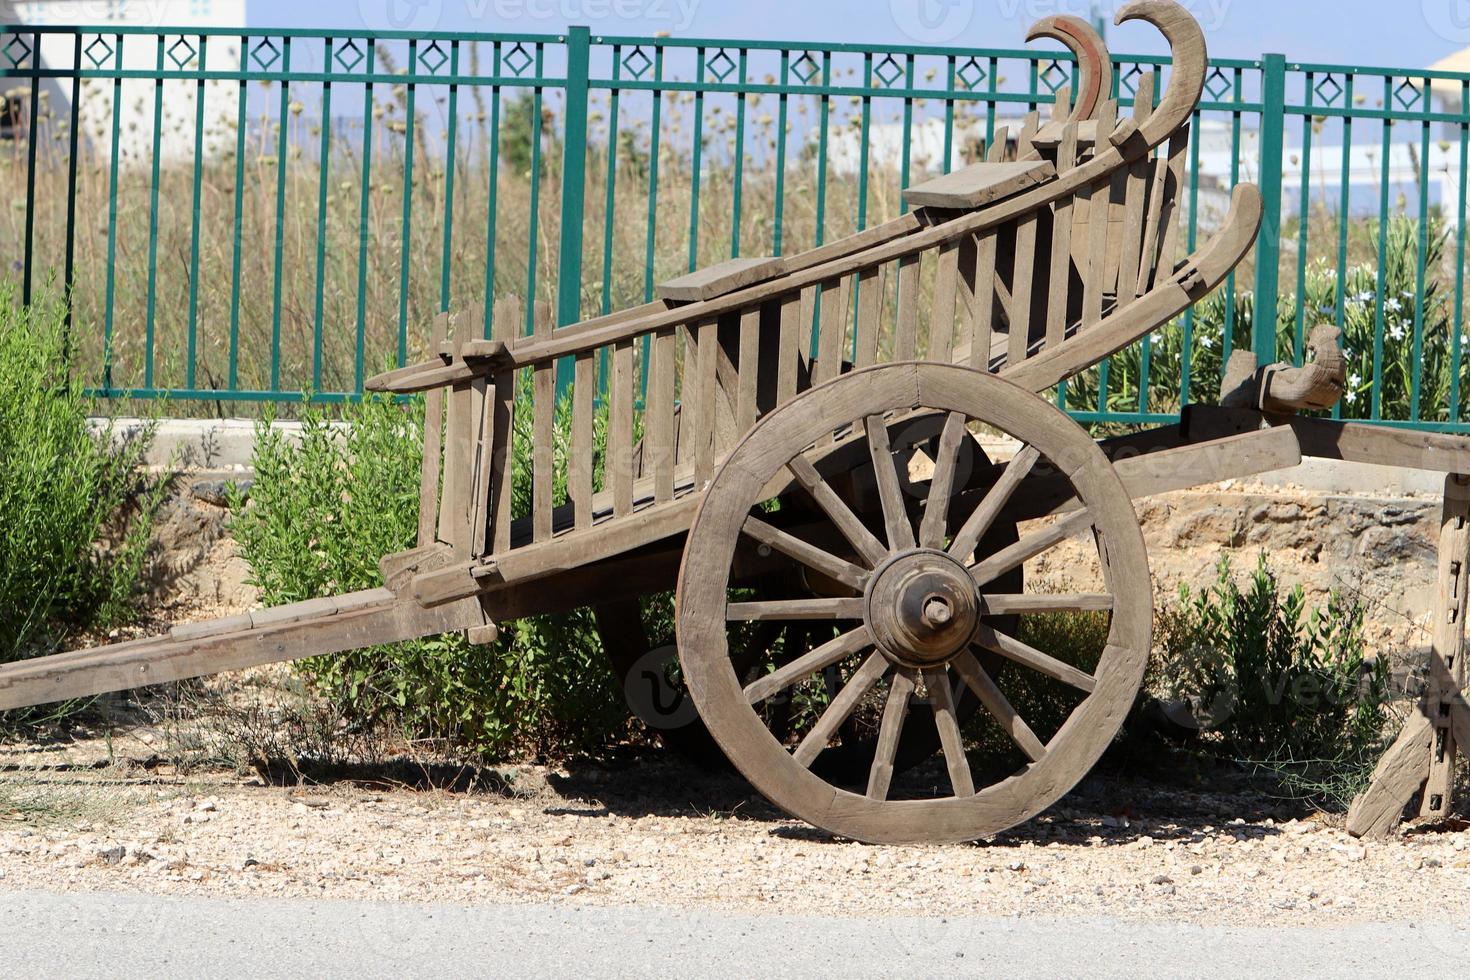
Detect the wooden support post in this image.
<box><xmin>1349</xmin><ymin>474</ymin><xmax>1470</xmax><ymax>837</ymax></box>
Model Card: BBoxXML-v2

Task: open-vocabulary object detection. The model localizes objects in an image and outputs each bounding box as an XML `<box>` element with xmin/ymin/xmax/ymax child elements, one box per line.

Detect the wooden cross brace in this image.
<box><xmin>1348</xmin><ymin>474</ymin><xmax>1470</xmax><ymax>838</ymax></box>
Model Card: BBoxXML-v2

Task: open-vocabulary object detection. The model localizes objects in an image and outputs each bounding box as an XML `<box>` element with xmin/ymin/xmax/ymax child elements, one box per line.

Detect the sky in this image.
<box><xmin>207</xmin><ymin>0</ymin><xmax>1470</xmax><ymax>73</ymax></box>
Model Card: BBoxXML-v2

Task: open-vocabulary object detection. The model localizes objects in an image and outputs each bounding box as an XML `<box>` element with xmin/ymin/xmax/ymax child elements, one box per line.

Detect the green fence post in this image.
<box><xmin>556</xmin><ymin>26</ymin><xmax>592</xmax><ymax>396</ymax></box>
<box><xmin>1252</xmin><ymin>53</ymin><xmax>1287</xmax><ymax>364</ymax></box>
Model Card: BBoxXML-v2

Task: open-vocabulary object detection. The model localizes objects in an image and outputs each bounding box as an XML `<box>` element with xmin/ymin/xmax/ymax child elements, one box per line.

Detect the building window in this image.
<box><xmin>0</xmin><ymin>94</ymin><xmax>24</xmax><ymax>142</ymax></box>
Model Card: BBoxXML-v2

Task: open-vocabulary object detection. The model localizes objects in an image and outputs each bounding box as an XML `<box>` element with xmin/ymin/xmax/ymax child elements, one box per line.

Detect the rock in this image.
<box><xmin>1190</xmin><ymin>865</ymin><xmax>1203</xmax><ymax>876</ymax></box>
<box><xmin>1007</xmin><ymin>860</ymin><xmax>1025</xmax><ymax>872</ymax></box>
<box><xmin>1151</xmin><ymin>874</ymin><xmax>1173</xmax><ymax>886</ymax></box>
<box><xmin>563</xmin><ymin>883</ymin><xmax>585</xmax><ymax>896</ymax></box>
<box><xmin>97</xmin><ymin>846</ymin><xmax>125</xmax><ymax>867</ymax></box>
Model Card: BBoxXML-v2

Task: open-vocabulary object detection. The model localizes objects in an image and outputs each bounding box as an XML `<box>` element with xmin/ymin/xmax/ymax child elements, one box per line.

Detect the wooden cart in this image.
<box><xmin>3</xmin><ymin>1</ymin><xmax>1466</xmax><ymax>844</ymax></box>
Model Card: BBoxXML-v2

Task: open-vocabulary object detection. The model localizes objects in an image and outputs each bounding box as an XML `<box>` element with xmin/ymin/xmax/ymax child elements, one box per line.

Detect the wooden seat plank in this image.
<box><xmin>903</xmin><ymin>159</ymin><xmax>1057</xmax><ymax>211</ymax></box>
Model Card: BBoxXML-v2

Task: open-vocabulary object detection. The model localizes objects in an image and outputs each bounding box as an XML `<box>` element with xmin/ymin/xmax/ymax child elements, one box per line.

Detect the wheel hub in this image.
<box><xmin>864</xmin><ymin>550</ymin><xmax>980</xmax><ymax>669</ymax></box>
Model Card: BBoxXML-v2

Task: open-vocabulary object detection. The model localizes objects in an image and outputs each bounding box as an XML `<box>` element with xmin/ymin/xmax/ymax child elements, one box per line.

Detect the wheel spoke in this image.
<box><xmin>866</xmin><ymin>669</ymin><xmax>916</xmax><ymax>800</ymax></box>
<box><xmin>925</xmin><ymin>669</ymin><xmax>975</xmax><ymax>797</ymax></box>
<box><xmin>968</xmin><ymin>509</ymin><xmax>1094</xmax><ymax>588</ymax></box>
<box><xmin>745</xmin><ymin>626</ymin><xmax>873</xmax><ymax>704</ymax></box>
<box><xmin>792</xmin><ymin>652</ymin><xmax>888</xmax><ymax>767</ymax></box>
<box><xmin>864</xmin><ymin>415</ymin><xmax>916</xmax><ymax>552</ymax></box>
<box><xmin>980</xmin><ymin>593</ymin><xmax>1114</xmax><ymax>615</ymax></box>
<box><xmin>953</xmin><ymin>650</ymin><xmax>1048</xmax><ymax>763</ymax></box>
<box><xmin>972</xmin><ymin>627</ymin><xmax>1098</xmax><ymax>694</ymax></box>
<box><xmin>919</xmin><ymin>412</ymin><xmax>969</xmax><ymax>550</ymax></box>
<box><xmin>742</xmin><ymin>516</ymin><xmax>869</xmax><ymax>592</ymax></box>
<box><xmin>787</xmin><ymin>454</ymin><xmax>889</xmax><ymax>567</ymax></box>
<box><xmin>727</xmin><ymin>598</ymin><xmax>865</xmax><ymax>622</ymax></box>
<box><xmin>948</xmin><ymin>445</ymin><xmax>1041</xmax><ymax>560</ymax></box>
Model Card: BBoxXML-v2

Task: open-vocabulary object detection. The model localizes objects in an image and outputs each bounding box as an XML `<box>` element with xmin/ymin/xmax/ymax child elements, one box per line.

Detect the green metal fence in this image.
<box><xmin>2</xmin><ymin>23</ymin><xmax>1470</xmax><ymax>430</ymax></box>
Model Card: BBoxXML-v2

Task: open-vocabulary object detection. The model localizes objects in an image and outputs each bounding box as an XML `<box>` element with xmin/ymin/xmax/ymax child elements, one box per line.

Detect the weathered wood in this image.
<box><xmin>610</xmin><ymin>338</ymin><xmax>636</xmax><ymax>517</ymax></box>
<box><xmin>657</xmin><ymin>255</ymin><xmax>788</xmax><ymax>302</ymax></box>
<box><xmin>930</xmin><ymin>240</ymin><xmax>961</xmax><ymax>363</ymax></box>
<box><xmin>894</xmin><ymin>255</ymin><xmax>921</xmax><ymax>360</ymax></box>
<box><xmin>1420</xmin><ymin>474</ymin><xmax>1470</xmax><ymax>818</ymax></box>
<box><xmin>904</xmin><ymin>159</ymin><xmax>1057</xmax><ymax>211</ymax></box>
<box><xmin>417</xmin><ymin>312</ymin><xmax>451</xmax><ymax>547</ymax></box>
<box><xmin>570</xmin><ymin>351</ymin><xmax>596</xmax><ymax>529</ymax></box>
<box><xmin>1347</xmin><ymin>710</ymin><xmax>1435</xmax><ymax>839</ymax></box>
<box><xmin>532</xmin><ymin>303</ymin><xmax>557</xmax><ymax>542</ymax></box>
<box><xmin>855</xmin><ymin>264</ymin><xmax>885</xmax><ymax>368</ymax></box>
<box><xmin>1046</xmin><ymin>121</ymin><xmax>1079</xmax><ymax>349</ymax></box>
<box><xmin>648</xmin><ymin>328</ymin><xmax>677</xmax><ymax>504</ymax></box>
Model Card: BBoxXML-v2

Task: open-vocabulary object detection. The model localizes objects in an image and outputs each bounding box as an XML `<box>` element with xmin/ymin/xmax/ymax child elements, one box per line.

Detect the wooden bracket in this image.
<box><xmin>1348</xmin><ymin>473</ymin><xmax>1470</xmax><ymax>838</ymax></box>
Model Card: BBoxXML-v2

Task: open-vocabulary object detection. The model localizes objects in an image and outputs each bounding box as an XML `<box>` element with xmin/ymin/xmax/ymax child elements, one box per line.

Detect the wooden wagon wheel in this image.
<box><xmin>598</xmin><ymin>418</ymin><xmax>1022</xmax><ymax>776</ymax></box>
<box><xmin>677</xmin><ymin>362</ymin><xmax>1151</xmax><ymax>845</ymax></box>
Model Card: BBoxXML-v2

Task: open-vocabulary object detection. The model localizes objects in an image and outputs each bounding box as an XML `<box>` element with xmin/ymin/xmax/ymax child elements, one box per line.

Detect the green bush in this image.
<box><xmin>1152</xmin><ymin>555</ymin><xmax>1392</xmax><ymax>806</ymax></box>
<box><xmin>228</xmin><ymin>384</ymin><xmax>629</xmax><ymax>759</ymax></box>
<box><xmin>1066</xmin><ymin>214</ymin><xmax>1459</xmax><ymax>424</ymax></box>
<box><xmin>0</xmin><ymin>285</ymin><xmax>164</xmax><ymax>680</ymax></box>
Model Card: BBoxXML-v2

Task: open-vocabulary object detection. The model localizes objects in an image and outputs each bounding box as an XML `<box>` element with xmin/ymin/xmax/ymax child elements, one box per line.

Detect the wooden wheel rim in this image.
<box><xmin>676</xmin><ymin>362</ymin><xmax>1152</xmax><ymax>845</ymax></box>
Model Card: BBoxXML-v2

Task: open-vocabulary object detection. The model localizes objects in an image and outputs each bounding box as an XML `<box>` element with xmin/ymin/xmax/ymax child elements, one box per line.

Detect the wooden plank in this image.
<box><xmin>488</xmin><ymin>296</ymin><xmax>520</xmax><ymax>555</ymax></box>
<box><xmin>438</xmin><ymin>310</ymin><xmax>486</xmax><ymax>553</ymax></box>
<box><xmin>777</xmin><ymin>292</ymin><xmax>803</xmax><ymax>405</ymax></box>
<box><xmin>570</xmin><ymin>351</ymin><xmax>595</xmax><ymax>530</ymax></box>
<box><xmin>648</xmin><ymin>327</ymin><xmax>677</xmax><ymax>504</ymax></box>
<box><xmin>1149</xmin><ymin>125</ymin><xmax>1190</xmax><ymax>292</ymax></box>
<box><xmin>0</xmin><ymin>592</ymin><xmax>485</xmax><ymax>713</ymax></box>
<box><xmin>854</xmin><ymin>264</ymin><xmax>885</xmax><ymax>368</ymax></box>
<box><xmin>894</xmin><ymin>254</ymin><xmax>921</xmax><ymax>360</ymax></box>
<box><xmin>1115</xmin><ymin>74</ymin><xmax>1155</xmax><ymax>304</ymax></box>
<box><xmin>930</xmin><ymin>240</ymin><xmax>960</xmax><ymax>364</ymax></box>
<box><xmin>532</xmin><ymin>303</ymin><xmax>556</xmax><ymax>543</ymax></box>
<box><xmin>903</xmin><ymin>159</ymin><xmax>1056</xmax><ymax>210</ymax></box>
<box><xmin>1045</xmin><ymin>121</ymin><xmax>1078</xmax><ymax>349</ymax></box>
<box><xmin>1421</xmin><ymin>474</ymin><xmax>1470</xmax><ymax>818</ymax></box>
<box><xmin>678</xmin><ymin>323</ymin><xmax>700</xmax><ymax>468</ymax></box>
<box><xmin>969</xmin><ymin>231</ymin><xmax>999</xmax><ymax>370</ymax></box>
<box><xmin>736</xmin><ymin>306</ymin><xmax>761</xmax><ymax>432</ymax></box>
<box><xmin>695</xmin><ymin>318</ymin><xmax>719</xmax><ymax>486</ymax></box>
<box><xmin>657</xmin><ymin>255</ymin><xmax>787</xmax><ymax>302</ymax></box>
<box><xmin>1081</xmin><ymin>99</ymin><xmax>1117</xmax><ymax>330</ymax></box>
<box><xmin>610</xmin><ymin>338</ymin><xmax>636</xmax><ymax>517</ymax></box>
<box><xmin>1008</xmin><ymin>209</ymin><xmax>1039</xmax><ymax>368</ymax></box>
<box><xmin>1346</xmin><ymin>710</ymin><xmax>1434</xmax><ymax>839</ymax></box>
<box><xmin>416</xmin><ymin>311</ymin><xmax>451</xmax><ymax>547</ymax></box>
<box><xmin>815</xmin><ymin>276</ymin><xmax>849</xmax><ymax>385</ymax></box>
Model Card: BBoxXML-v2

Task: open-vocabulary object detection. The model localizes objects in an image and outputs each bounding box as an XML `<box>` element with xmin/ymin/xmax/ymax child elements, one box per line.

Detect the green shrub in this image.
<box><xmin>1152</xmin><ymin>555</ymin><xmax>1392</xmax><ymax>806</ymax></box>
<box><xmin>0</xmin><ymin>285</ymin><xmax>164</xmax><ymax>681</ymax></box>
<box><xmin>228</xmin><ymin>384</ymin><xmax>629</xmax><ymax>759</ymax></box>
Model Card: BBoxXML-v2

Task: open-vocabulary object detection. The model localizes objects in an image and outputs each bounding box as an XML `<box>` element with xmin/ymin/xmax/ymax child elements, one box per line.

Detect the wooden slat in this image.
<box><xmin>1017</xmin><ymin>110</ymin><xmax>1040</xmax><ymax>159</ymax></box>
<box><xmin>570</xmin><ymin>350</ymin><xmax>595</xmax><ymax>529</ymax></box>
<box><xmin>1115</xmin><ymin>74</ymin><xmax>1156</xmax><ymax>304</ymax></box>
<box><xmin>610</xmin><ymin>338</ymin><xmax>635</xmax><ymax>517</ymax></box>
<box><xmin>532</xmin><ymin>303</ymin><xmax>556</xmax><ymax>543</ymax></box>
<box><xmin>678</xmin><ymin>323</ymin><xmax>700</xmax><ymax>467</ymax></box>
<box><xmin>489</xmin><ymin>297</ymin><xmax>521</xmax><ymax>554</ymax></box>
<box><xmin>1045</xmin><ymin>121</ymin><xmax>1079</xmax><ymax>349</ymax></box>
<box><xmin>970</xmin><ymin>231</ymin><xmax>1000</xmax><ymax>370</ymax></box>
<box><xmin>815</xmin><ymin>276</ymin><xmax>848</xmax><ymax>385</ymax></box>
<box><xmin>894</xmin><ymin>254</ymin><xmax>921</xmax><ymax>360</ymax></box>
<box><xmin>648</xmin><ymin>327</ymin><xmax>676</xmax><ymax>504</ymax></box>
<box><xmin>929</xmin><ymin>239</ymin><xmax>960</xmax><ymax>363</ymax></box>
<box><xmin>1081</xmin><ymin>100</ymin><xmax>1117</xmax><ymax>330</ymax></box>
<box><xmin>736</xmin><ymin>306</ymin><xmax>761</xmax><ymax>431</ymax></box>
<box><xmin>777</xmin><ymin>292</ymin><xmax>803</xmax><ymax>405</ymax></box>
<box><xmin>1136</xmin><ymin>149</ymin><xmax>1172</xmax><ymax>299</ymax></box>
<box><xmin>439</xmin><ymin>310</ymin><xmax>486</xmax><ymax>553</ymax></box>
<box><xmin>854</xmin><ymin>264</ymin><xmax>885</xmax><ymax>368</ymax></box>
<box><xmin>987</xmin><ymin>126</ymin><xmax>1009</xmax><ymax>164</ymax></box>
<box><xmin>953</xmin><ymin>236</ymin><xmax>978</xmax><ymax>366</ymax></box>
<box><xmin>695</xmin><ymin>318</ymin><xmax>719</xmax><ymax>486</ymax></box>
<box><xmin>1148</xmin><ymin>125</ymin><xmax>1190</xmax><ymax>293</ymax></box>
<box><xmin>417</xmin><ymin>311</ymin><xmax>450</xmax><ymax>547</ymax></box>
<box><xmin>1009</xmin><ymin>209</ymin><xmax>1039</xmax><ymax>367</ymax></box>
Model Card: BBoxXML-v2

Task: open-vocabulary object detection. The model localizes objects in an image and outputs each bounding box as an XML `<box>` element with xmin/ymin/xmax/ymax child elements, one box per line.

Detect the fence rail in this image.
<box><xmin>2</xmin><ymin>22</ymin><xmax>1470</xmax><ymax>430</ymax></box>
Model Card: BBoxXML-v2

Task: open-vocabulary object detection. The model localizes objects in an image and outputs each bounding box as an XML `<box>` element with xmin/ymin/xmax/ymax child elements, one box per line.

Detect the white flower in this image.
<box><xmin>1199</xmin><ymin>335</ymin><xmax>1215</xmax><ymax>349</ymax></box>
<box><xmin>1348</xmin><ymin>373</ymin><xmax>1362</xmax><ymax>388</ymax></box>
<box><xmin>1354</xmin><ymin>291</ymin><xmax>1375</xmax><ymax>304</ymax></box>
<box><xmin>1345</xmin><ymin>390</ymin><xmax>1357</xmax><ymax>404</ymax></box>
<box><xmin>1387</xmin><ymin>298</ymin><xmax>1403</xmax><ymax>313</ymax></box>
<box><xmin>1388</xmin><ymin>325</ymin><xmax>1407</xmax><ymax>342</ymax></box>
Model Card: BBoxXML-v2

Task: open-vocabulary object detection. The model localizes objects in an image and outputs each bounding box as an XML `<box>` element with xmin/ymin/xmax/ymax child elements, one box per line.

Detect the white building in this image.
<box><xmin>2</xmin><ymin>0</ymin><xmax>248</xmax><ymax>162</ymax></box>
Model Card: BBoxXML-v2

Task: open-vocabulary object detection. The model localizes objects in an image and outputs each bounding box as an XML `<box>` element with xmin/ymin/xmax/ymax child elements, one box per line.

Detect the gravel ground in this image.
<box><xmin>2</xmin><ymin>726</ymin><xmax>1467</xmax><ymax>927</ymax></box>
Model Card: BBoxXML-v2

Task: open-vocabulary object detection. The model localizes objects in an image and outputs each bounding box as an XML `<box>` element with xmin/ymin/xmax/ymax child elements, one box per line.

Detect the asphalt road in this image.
<box><xmin>0</xmin><ymin>889</ymin><xmax>1463</xmax><ymax>978</ymax></box>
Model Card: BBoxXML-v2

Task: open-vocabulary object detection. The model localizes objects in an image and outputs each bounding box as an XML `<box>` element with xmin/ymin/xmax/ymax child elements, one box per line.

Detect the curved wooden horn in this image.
<box><xmin>1025</xmin><ymin>15</ymin><xmax>1113</xmax><ymax>124</ymax></box>
<box><xmin>1114</xmin><ymin>0</ymin><xmax>1208</xmax><ymax>149</ymax></box>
